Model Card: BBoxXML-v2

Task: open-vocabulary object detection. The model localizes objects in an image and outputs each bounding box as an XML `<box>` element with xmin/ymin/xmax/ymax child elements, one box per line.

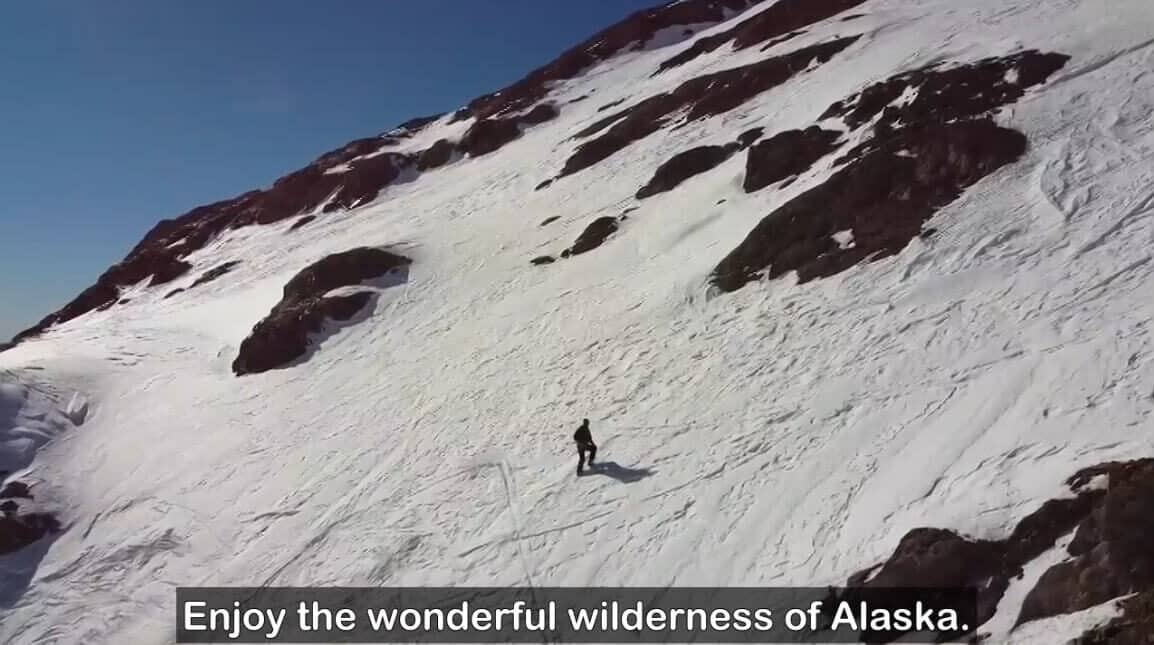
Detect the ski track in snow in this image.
<box><xmin>1</xmin><ymin>0</ymin><xmax>1154</xmax><ymax>642</ymax></box>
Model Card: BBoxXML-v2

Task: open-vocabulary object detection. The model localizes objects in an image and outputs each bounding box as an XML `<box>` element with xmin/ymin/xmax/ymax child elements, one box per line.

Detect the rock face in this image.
<box><xmin>232</xmin><ymin>247</ymin><xmax>410</xmax><ymax>376</ymax></box>
<box><xmin>714</xmin><ymin>120</ymin><xmax>1027</xmax><ymax>289</ymax></box>
<box><xmin>189</xmin><ymin>261</ymin><xmax>242</xmax><ymax>290</ymax></box>
<box><xmin>637</xmin><ymin>143</ymin><xmax>740</xmax><ymax>199</ymax></box>
<box><xmin>821</xmin><ymin>50</ymin><xmax>1071</xmax><ymax>131</ymax></box>
<box><xmin>562</xmin><ymin>217</ymin><xmax>621</xmax><ymax>258</ymax></box>
<box><xmin>848</xmin><ymin>459</ymin><xmax>1154</xmax><ymax>641</ymax></box>
<box><xmin>0</xmin><ymin>511</ymin><xmax>61</xmax><ymax>555</ymax></box>
<box><xmin>562</xmin><ymin>36</ymin><xmax>859</xmax><ymax>179</ymax></box>
<box><xmin>743</xmin><ymin>127</ymin><xmax>841</xmax><ymax>192</ymax></box>
<box><xmin>712</xmin><ymin>50</ymin><xmax>1069</xmax><ymax>292</ymax></box>
<box><xmin>460</xmin><ymin>104</ymin><xmax>559</xmax><ymax>158</ymax></box>
<box><xmin>459</xmin><ymin>0</ymin><xmax>756</xmax><ymax>121</ymax></box>
<box><xmin>656</xmin><ymin>0</ymin><xmax>867</xmax><ymax>74</ymax></box>
<box><xmin>1018</xmin><ymin>460</ymin><xmax>1154</xmax><ymax>627</ymax></box>
<box><xmin>417</xmin><ymin>139</ymin><xmax>457</xmax><ymax>170</ymax></box>
<box><xmin>288</xmin><ymin>215</ymin><xmax>317</xmax><ymax>232</ymax></box>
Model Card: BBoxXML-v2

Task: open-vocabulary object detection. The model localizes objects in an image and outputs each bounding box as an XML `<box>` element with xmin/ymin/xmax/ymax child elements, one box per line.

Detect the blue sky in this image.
<box><xmin>0</xmin><ymin>0</ymin><xmax>658</xmax><ymax>340</ymax></box>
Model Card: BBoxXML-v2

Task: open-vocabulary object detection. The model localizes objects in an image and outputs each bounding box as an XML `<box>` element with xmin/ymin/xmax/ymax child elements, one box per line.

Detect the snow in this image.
<box><xmin>831</xmin><ymin>229</ymin><xmax>856</xmax><ymax>249</ymax></box>
<box><xmin>3</xmin><ymin>0</ymin><xmax>1154</xmax><ymax>642</ymax></box>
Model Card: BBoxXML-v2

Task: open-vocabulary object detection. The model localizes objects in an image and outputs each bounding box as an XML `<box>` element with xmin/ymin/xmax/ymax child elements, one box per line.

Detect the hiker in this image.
<box><xmin>574</xmin><ymin>418</ymin><xmax>597</xmax><ymax>475</ymax></box>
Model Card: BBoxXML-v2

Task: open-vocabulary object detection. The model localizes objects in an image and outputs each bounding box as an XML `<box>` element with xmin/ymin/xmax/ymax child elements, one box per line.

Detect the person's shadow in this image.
<box><xmin>585</xmin><ymin>461</ymin><xmax>654</xmax><ymax>483</ymax></box>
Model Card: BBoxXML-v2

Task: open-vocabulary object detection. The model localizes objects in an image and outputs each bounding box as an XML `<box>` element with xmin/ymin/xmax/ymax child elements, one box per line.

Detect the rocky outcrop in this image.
<box><xmin>713</xmin><ymin>120</ymin><xmax>1027</xmax><ymax>290</ymax></box>
<box><xmin>460</xmin><ymin>104</ymin><xmax>559</xmax><ymax>158</ymax></box>
<box><xmin>1018</xmin><ymin>460</ymin><xmax>1154</xmax><ymax>627</ymax></box>
<box><xmin>462</xmin><ymin>0</ymin><xmax>755</xmax><ymax>121</ymax></box>
<box><xmin>417</xmin><ymin>139</ymin><xmax>458</xmax><ymax>170</ymax></box>
<box><xmin>821</xmin><ymin>50</ymin><xmax>1071</xmax><ymax>132</ymax></box>
<box><xmin>637</xmin><ymin>143</ymin><xmax>740</xmax><ymax>198</ymax></box>
<box><xmin>712</xmin><ymin>50</ymin><xmax>1069</xmax><ymax>292</ymax></box>
<box><xmin>562</xmin><ymin>217</ymin><xmax>621</xmax><ymax>258</ymax></box>
<box><xmin>0</xmin><ymin>482</ymin><xmax>31</xmax><ymax>499</ymax></box>
<box><xmin>288</xmin><ymin>215</ymin><xmax>317</xmax><ymax>232</ymax></box>
<box><xmin>847</xmin><ymin>459</ymin><xmax>1154</xmax><ymax>642</ymax></box>
<box><xmin>656</xmin><ymin>0</ymin><xmax>867</xmax><ymax>74</ymax></box>
<box><xmin>561</xmin><ymin>36</ymin><xmax>859</xmax><ymax>179</ymax></box>
<box><xmin>232</xmin><ymin>247</ymin><xmax>410</xmax><ymax>375</ymax></box>
<box><xmin>743</xmin><ymin>127</ymin><xmax>841</xmax><ymax>192</ymax></box>
<box><xmin>189</xmin><ymin>261</ymin><xmax>242</xmax><ymax>290</ymax></box>
<box><xmin>8</xmin><ymin>2</ymin><xmax>772</xmax><ymax>346</ymax></box>
<box><xmin>13</xmin><ymin>143</ymin><xmax>417</xmax><ymax>342</ymax></box>
<box><xmin>0</xmin><ymin>509</ymin><xmax>61</xmax><ymax>555</ymax></box>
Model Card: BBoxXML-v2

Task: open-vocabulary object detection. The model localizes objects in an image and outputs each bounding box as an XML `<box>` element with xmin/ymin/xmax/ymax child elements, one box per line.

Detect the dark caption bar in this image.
<box><xmin>176</xmin><ymin>586</ymin><xmax>977</xmax><ymax>643</ymax></box>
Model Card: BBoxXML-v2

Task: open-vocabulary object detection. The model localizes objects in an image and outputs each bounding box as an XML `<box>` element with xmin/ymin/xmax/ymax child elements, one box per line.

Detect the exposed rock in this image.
<box><xmin>189</xmin><ymin>261</ymin><xmax>241</xmax><ymax>290</ymax></box>
<box><xmin>289</xmin><ymin>215</ymin><xmax>317</xmax><ymax>232</ymax></box>
<box><xmin>821</xmin><ymin>50</ymin><xmax>1070</xmax><ymax>132</ymax></box>
<box><xmin>164</xmin><ymin>288</ymin><xmax>185</xmax><ymax>300</ymax></box>
<box><xmin>713</xmin><ymin>49</ymin><xmax>1069</xmax><ymax>292</ymax></box>
<box><xmin>322</xmin><ymin>152</ymin><xmax>413</xmax><ymax>213</ymax></box>
<box><xmin>597</xmin><ymin>98</ymin><xmax>626</xmax><ymax>113</ymax></box>
<box><xmin>1019</xmin><ymin>459</ymin><xmax>1154</xmax><ymax>625</ymax></box>
<box><xmin>737</xmin><ymin>127</ymin><xmax>764</xmax><ymax>148</ymax></box>
<box><xmin>656</xmin><ymin>0</ymin><xmax>866</xmax><ymax>74</ymax></box>
<box><xmin>535</xmin><ymin>179</ymin><xmax>554</xmax><ymax>191</ymax></box>
<box><xmin>460</xmin><ymin>118</ymin><xmax>523</xmax><ymax>157</ymax></box>
<box><xmin>0</xmin><ymin>512</ymin><xmax>61</xmax><ymax>555</ymax></box>
<box><xmin>1072</xmin><ymin>591</ymin><xmax>1154</xmax><ymax>645</ymax></box>
<box><xmin>0</xmin><ymin>482</ymin><xmax>31</xmax><ymax>499</ymax></box>
<box><xmin>562</xmin><ymin>37</ymin><xmax>859</xmax><ymax>179</ymax></box>
<box><xmin>713</xmin><ymin>120</ymin><xmax>1027</xmax><ymax>291</ymax></box>
<box><xmin>465</xmin><ymin>0</ymin><xmax>756</xmax><ymax>120</ymax></box>
<box><xmin>460</xmin><ymin>104</ymin><xmax>559</xmax><ymax>158</ymax></box>
<box><xmin>540</xmin><ymin>216</ymin><xmax>560</xmax><ymax>227</ymax></box>
<box><xmin>637</xmin><ymin>143</ymin><xmax>740</xmax><ymax>199</ymax></box>
<box><xmin>147</xmin><ymin>259</ymin><xmax>192</xmax><ymax>287</ymax></box>
<box><xmin>393</xmin><ymin>114</ymin><xmax>442</xmax><ymax>133</ymax></box>
<box><xmin>530</xmin><ymin>256</ymin><xmax>556</xmax><ymax>266</ymax></box>
<box><xmin>564</xmin><ymin>217</ymin><xmax>620</xmax><ymax>257</ymax></box>
<box><xmin>232</xmin><ymin>247</ymin><xmax>410</xmax><ymax>375</ymax></box>
<box><xmin>847</xmin><ymin>459</ymin><xmax>1154</xmax><ymax>641</ymax></box>
<box><xmin>743</xmin><ymin>127</ymin><xmax>841</xmax><ymax>192</ymax></box>
<box><xmin>520</xmin><ymin>103</ymin><xmax>559</xmax><ymax>125</ymax></box>
<box><xmin>13</xmin><ymin>143</ymin><xmax>417</xmax><ymax>342</ymax></box>
<box><xmin>417</xmin><ymin>138</ymin><xmax>458</xmax><ymax>170</ymax></box>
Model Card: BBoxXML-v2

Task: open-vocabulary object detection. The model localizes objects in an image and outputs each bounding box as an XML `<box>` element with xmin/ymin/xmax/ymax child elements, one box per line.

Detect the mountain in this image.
<box><xmin>3</xmin><ymin>0</ymin><xmax>1154</xmax><ymax>642</ymax></box>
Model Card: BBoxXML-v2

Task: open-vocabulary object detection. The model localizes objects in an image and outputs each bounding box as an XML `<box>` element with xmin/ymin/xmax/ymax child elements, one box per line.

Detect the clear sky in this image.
<box><xmin>0</xmin><ymin>0</ymin><xmax>658</xmax><ymax>340</ymax></box>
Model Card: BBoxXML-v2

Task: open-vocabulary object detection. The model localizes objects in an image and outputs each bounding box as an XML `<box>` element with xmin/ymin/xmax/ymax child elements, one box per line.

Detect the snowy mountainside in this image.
<box><xmin>3</xmin><ymin>0</ymin><xmax>1154</xmax><ymax>642</ymax></box>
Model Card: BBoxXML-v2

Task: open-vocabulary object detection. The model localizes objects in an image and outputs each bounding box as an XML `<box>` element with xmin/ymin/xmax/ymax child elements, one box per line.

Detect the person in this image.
<box><xmin>574</xmin><ymin>418</ymin><xmax>597</xmax><ymax>476</ymax></box>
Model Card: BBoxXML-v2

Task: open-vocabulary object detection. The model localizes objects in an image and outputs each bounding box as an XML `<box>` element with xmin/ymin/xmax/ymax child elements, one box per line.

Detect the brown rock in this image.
<box><xmin>0</xmin><ymin>512</ymin><xmax>61</xmax><ymax>555</ymax></box>
<box><xmin>656</xmin><ymin>0</ymin><xmax>866</xmax><ymax>74</ymax></box>
<box><xmin>713</xmin><ymin>120</ymin><xmax>1027</xmax><ymax>291</ymax></box>
<box><xmin>465</xmin><ymin>0</ymin><xmax>756</xmax><ymax>120</ymax></box>
<box><xmin>232</xmin><ymin>247</ymin><xmax>411</xmax><ymax>375</ymax></box>
<box><xmin>417</xmin><ymin>139</ymin><xmax>458</xmax><ymax>170</ymax></box>
<box><xmin>565</xmin><ymin>217</ymin><xmax>620</xmax><ymax>257</ymax></box>
<box><xmin>288</xmin><ymin>215</ymin><xmax>316</xmax><ymax>232</ymax></box>
<box><xmin>637</xmin><ymin>143</ymin><xmax>740</xmax><ymax>199</ymax></box>
<box><xmin>562</xmin><ymin>37</ymin><xmax>859</xmax><ymax>179</ymax></box>
<box><xmin>189</xmin><ymin>261</ymin><xmax>241</xmax><ymax>290</ymax></box>
<box><xmin>743</xmin><ymin>127</ymin><xmax>841</xmax><ymax>192</ymax></box>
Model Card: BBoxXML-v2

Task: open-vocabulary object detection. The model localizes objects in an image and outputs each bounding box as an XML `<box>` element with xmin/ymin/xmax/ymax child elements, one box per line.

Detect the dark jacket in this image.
<box><xmin>574</xmin><ymin>424</ymin><xmax>593</xmax><ymax>446</ymax></box>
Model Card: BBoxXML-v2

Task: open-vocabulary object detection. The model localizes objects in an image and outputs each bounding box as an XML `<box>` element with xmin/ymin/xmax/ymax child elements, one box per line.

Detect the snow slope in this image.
<box><xmin>3</xmin><ymin>0</ymin><xmax>1154</xmax><ymax>642</ymax></box>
